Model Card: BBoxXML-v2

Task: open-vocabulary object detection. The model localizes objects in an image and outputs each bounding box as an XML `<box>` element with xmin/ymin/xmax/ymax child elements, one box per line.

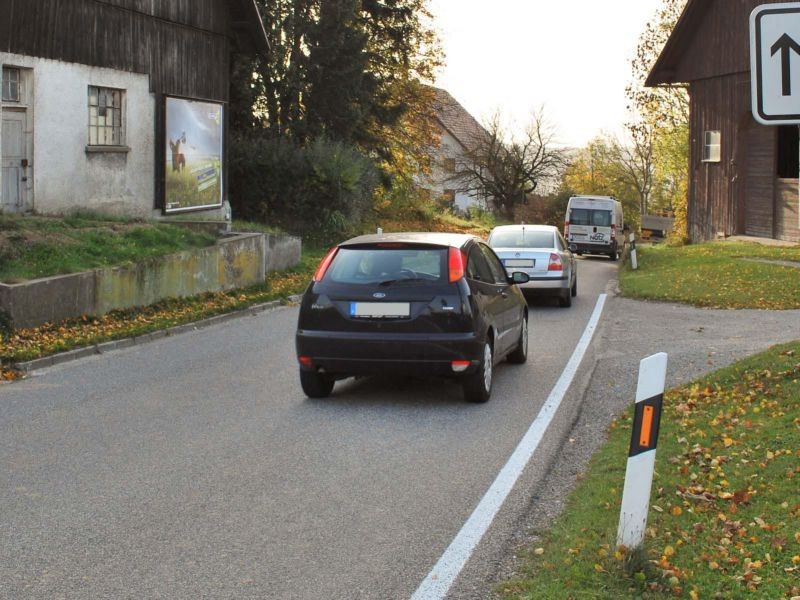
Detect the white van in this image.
<box><xmin>564</xmin><ymin>196</ymin><xmax>624</xmax><ymax>260</ymax></box>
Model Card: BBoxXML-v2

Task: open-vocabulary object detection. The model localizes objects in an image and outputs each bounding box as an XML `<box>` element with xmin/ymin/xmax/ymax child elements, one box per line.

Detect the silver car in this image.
<box><xmin>488</xmin><ymin>224</ymin><xmax>577</xmax><ymax>307</ymax></box>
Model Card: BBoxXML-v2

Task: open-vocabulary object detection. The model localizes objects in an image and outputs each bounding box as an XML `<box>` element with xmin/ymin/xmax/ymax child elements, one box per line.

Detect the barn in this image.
<box><xmin>647</xmin><ymin>0</ymin><xmax>799</xmax><ymax>243</ymax></box>
<box><xmin>0</xmin><ymin>0</ymin><xmax>268</xmax><ymax>219</ymax></box>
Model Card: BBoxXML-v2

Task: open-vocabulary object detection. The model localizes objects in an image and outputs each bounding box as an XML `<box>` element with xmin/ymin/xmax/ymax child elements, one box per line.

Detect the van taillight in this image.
<box><xmin>313</xmin><ymin>247</ymin><xmax>338</xmax><ymax>282</ymax></box>
<box><xmin>448</xmin><ymin>247</ymin><xmax>466</xmax><ymax>282</ymax></box>
<box><xmin>548</xmin><ymin>253</ymin><xmax>563</xmax><ymax>271</ymax></box>
<box><xmin>564</xmin><ymin>222</ymin><xmax>570</xmax><ymax>237</ymax></box>
<box><xmin>611</xmin><ymin>224</ymin><xmax>617</xmax><ymax>240</ymax></box>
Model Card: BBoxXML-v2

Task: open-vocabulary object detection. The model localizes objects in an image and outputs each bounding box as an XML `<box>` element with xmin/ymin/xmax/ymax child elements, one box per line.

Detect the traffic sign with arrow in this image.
<box><xmin>751</xmin><ymin>3</ymin><xmax>800</xmax><ymax>124</ymax></box>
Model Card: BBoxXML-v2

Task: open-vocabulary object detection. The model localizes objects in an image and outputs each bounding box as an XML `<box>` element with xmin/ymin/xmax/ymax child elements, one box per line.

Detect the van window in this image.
<box><xmin>570</xmin><ymin>209</ymin><xmax>612</xmax><ymax>227</ymax></box>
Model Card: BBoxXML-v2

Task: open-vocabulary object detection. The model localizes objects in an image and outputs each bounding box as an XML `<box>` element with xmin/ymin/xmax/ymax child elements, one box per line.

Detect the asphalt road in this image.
<box><xmin>3</xmin><ymin>258</ymin><xmax>799</xmax><ymax>600</ymax></box>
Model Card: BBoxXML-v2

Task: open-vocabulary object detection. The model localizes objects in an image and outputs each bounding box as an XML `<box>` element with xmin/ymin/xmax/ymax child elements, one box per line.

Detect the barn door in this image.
<box><xmin>1</xmin><ymin>110</ymin><xmax>27</xmax><ymax>212</ymax></box>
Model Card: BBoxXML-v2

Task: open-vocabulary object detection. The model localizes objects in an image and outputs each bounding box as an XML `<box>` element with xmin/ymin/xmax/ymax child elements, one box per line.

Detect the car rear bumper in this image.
<box><xmin>517</xmin><ymin>275</ymin><xmax>571</xmax><ymax>295</ymax></box>
<box><xmin>296</xmin><ymin>330</ymin><xmax>484</xmax><ymax>376</ymax></box>
<box><xmin>571</xmin><ymin>241</ymin><xmax>618</xmax><ymax>254</ymax></box>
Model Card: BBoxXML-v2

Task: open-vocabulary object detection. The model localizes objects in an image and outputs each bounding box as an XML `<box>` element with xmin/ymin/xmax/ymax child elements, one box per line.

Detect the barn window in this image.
<box><xmin>2</xmin><ymin>67</ymin><xmax>20</xmax><ymax>102</ymax></box>
<box><xmin>702</xmin><ymin>131</ymin><xmax>721</xmax><ymax>163</ymax></box>
<box><xmin>88</xmin><ymin>86</ymin><xmax>125</xmax><ymax>146</ymax></box>
<box><xmin>777</xmin><ymin>126</ymin><xmax>799</xmax><ymax>179</ymax></box>
<box><xmin>443</xmin><ymin>158</ymin><xmax>457</xmax><ymax>173</ymax></box>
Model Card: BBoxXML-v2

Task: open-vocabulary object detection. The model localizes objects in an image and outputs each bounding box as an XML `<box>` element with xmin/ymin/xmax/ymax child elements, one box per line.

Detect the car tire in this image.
<box><xmin>559</xmin><ymin>289</ymin><xmax>572</xmax><ymax>308</ymax></box>
<box><xmin>609</xmin><ymin>251</ymin><xmax>618</xmax><ymax>261</ymax></box>
<box><xmin>463</xmin><ymin>341</ymin><xmax>493</xmax><ymax>403</ymax></box>
<box><xmin>507</xmin><ymin>316</ymin><xmax>528</xmax><ymax>364</ymax></box>
<box><xmin>571</xmin><ymin>277</ymin><xmax>578</xmax><ymax>297</ymax></box>
<box><xmin>300</xmin><ymin>369</ymin><xmax>335</xmax><ymax>398</ymax></box>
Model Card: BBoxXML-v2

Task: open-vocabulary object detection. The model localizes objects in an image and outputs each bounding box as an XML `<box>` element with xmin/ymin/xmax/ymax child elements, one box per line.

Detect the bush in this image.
<box><xmin>229</xmin><ymin>134</ymin><xmax>379</xmax><ymax>242</ymax></box>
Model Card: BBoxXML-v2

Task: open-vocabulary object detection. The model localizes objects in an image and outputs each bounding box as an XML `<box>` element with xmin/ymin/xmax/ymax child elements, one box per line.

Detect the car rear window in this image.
<box><xmin>324</xmin><ymin>247</ymin><xmax>446</xmax><ymax>284</ymax></box>
<box><xmin>570</xmin><ymin>209</ymin><xmax>612</xmax><ymax>227</ymax></box>
<box><xmin>489</xmin><ymin>230</ymin><xmax>555</xmax><ymax>249</ymax></box>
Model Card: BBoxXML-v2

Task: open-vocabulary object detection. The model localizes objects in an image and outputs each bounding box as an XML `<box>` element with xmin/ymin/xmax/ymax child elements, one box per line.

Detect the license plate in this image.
<box><xmin>504</xmin><ymin>259</ymin><xmax>534</xmax><ymax>268</ymax></box>
<box><xmin>350</xmin><ymin>302</ymin><xmax>410</xmax><ymax>318</ymax></box>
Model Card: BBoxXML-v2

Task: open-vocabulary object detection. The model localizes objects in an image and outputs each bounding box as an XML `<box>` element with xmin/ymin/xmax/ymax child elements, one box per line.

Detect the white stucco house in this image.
<box><xmin>0</xmin><ymin>0</ymin><xmax>267</xmax><ymax>220</ymax></box>
<box><xmin>423</xmin><ymin>87</ymin><xmax>493</xmax><ymax>214</ymax></box>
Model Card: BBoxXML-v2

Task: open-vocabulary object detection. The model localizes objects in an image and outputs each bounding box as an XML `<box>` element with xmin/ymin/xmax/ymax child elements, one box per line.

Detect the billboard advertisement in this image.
<box><xmin>164</xmin><ymin>97</ymin><xmax>224</xmax><ymax>213</ymax></box>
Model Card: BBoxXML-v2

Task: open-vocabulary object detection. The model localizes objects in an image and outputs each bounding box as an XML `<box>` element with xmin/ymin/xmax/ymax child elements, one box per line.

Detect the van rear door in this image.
<box><xmin>567</xmin><ymin>200</ymin><xmax>614</xmax><ymax>248</ymax></box>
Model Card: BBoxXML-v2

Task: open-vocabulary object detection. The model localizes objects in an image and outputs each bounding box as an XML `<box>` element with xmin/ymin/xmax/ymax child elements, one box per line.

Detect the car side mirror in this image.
<box><xmin>509</xmin><ymin>271</ymin><xmax>530</xmax><ymax>284</ymax></box>
<box><xmin>569</xmin><ymin>244</ymin><xmax>578</xmax><ymax>253</ymax></box>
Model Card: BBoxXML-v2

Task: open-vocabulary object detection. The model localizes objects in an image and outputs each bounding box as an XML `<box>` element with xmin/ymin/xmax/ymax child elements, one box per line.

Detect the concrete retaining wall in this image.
<box><xmin>264</xmin><ymin>233</ymin><xmax>302</xmax><ymax>273</ymax></box>
<box><xmin>0</xmin><ymin>233</ymin><xmax>266</xmax><ymax>329</ymax></box>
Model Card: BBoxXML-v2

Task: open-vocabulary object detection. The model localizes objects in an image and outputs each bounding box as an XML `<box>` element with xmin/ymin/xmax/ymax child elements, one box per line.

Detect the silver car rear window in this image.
<box><xmin>325</xmin><ymin>247</ymin><xmax>445</xmax><ymax>284</ymax></box>
<box><xmin>489</xmin><ymin>231</ymin><xmax>555</xmax><ymax>249</ymax></box>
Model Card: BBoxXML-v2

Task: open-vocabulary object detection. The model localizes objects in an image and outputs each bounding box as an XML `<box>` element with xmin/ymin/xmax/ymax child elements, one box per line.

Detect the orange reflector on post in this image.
<box><xmin>639</xmin><ymin>405</ymin><xmax>655</xmax><ymax>448</ymax></box>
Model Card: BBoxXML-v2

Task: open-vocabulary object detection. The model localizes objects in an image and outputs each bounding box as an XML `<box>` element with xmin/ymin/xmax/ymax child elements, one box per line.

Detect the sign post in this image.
<box><xmin>750</xmin><ymin>3</ymin><xmax>800</xmax><ymax>228</ymax></box>
<box><xmin>617</xmin><ymin>353</ymin><xmax>668</xmax><ymax>550</ymax></box>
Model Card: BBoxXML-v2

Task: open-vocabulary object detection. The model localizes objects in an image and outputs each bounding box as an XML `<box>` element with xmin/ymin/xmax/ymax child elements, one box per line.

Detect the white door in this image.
<box><xmin>1</xmin><ymin>110</ymin><xmax>27</xmax><ymax>212</ymax></box>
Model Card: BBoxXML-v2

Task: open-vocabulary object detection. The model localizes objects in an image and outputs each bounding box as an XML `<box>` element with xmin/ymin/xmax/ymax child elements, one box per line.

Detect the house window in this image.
<box><xmin>443</xmin><ymin>158</ymin><xmax>457</xmax><ymax>174</ymax></box>
<box><xmin>88</xmin><ymin>86</ymin><xmax>125</xmax><ymax>146</ymax></box>
<box><xmin>2</xmin><ymin>67</ymin><xmax>20</xmax><ymax>102</ymax></box>
<box><xmin>777</xmin><ymin>126</ymin><xmax>799</xmax><ymax>178</ymax></box>
<box><xmin>702</xmin><ymin>130</ymin><xmax>721</xmax><ymax>163</ymax></box>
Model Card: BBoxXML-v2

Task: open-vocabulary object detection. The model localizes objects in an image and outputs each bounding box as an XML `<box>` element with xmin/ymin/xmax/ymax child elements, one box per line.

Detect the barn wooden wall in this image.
<box><xmin>678</xmin><ymin>0</ymin><xmax>799</xmax><ymax>243</ymax></box>
<box><xmin>0</xmin><ymin>0</ymin><xmax>233</xmax><ymax>101</ymax></box>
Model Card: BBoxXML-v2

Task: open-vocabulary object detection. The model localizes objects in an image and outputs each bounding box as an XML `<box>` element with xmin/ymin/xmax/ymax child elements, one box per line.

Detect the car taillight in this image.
<box><xmin>298</xmin><ymin>356</ymin><xmax>313</xmax><ymax>367</ymax></box>
<box><xmin>451</xmin><ymin>360</ymin><xmax>470</xmax><ymax>373</ymax></box>
<box><xmin>548</xmin><ymin>253</ymin><xmax>563</xmax><ymax>271</ymax></box>
<box><xmin>611</xmin><ymin>224</ymin><xmax>617</xmax><ymax>240</ymax></box>
<box><xmin>313</xmin><ymin>247</ymin><xmax>338</xmax><ymax>282</ymax></box>
<box><xmin>449</xmin><ymin>247</ymin><xmax>466</xmax><ymax>283</ymax></box>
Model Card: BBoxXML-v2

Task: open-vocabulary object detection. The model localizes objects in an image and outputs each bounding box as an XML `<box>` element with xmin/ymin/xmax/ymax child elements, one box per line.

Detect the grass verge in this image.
<box><xmin>499</xmin><ymin>342</ymin><xmax>800</xmax><ymax>599</ymax></box>
<box><xmin>0</xmin><ymin>247</ymin><xmax>326</xmax><ymax>377</ymax></box>
<box><xmin>619</xmin><ymin>242</ymin><xmax>800</xmax><ymax>309</ymax></box>
<box><xmin>0</xmin><ymin>213</ymin><xmax>216</xmax><ymax>283</ymax></box>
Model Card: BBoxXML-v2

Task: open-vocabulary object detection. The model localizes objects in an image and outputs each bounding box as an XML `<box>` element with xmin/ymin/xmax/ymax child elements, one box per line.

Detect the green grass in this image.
<box><xmin>231</xmin><ymin>219</ymin><xmax>287</xmax><ymax>236</ymax></box>
<box><xmin>499</xmin><ymin>342</ymin><xmax>800</xmax><ymax>599</ymax></box>
<box><xmin>0</xmin><ymin>214</ymin><xmax>216</xmax><ymax>283</ymax></box>
<box><xmin>619</xmin><ymin>242</ymin><xmax>800</xmax><ymax>309</ymax></box>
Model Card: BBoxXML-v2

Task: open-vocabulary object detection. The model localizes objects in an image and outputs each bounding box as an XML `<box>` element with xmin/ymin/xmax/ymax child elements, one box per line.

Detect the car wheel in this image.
<box><xmin>558</xmin><ymin>289</ymin><xmax>572</xmax><ymax>308</ymax></box>
<box><xmin>571</xmin><ymin>277</ymin><xmax>578</xmax><ymax>297</ymax></box>
<box><xmin>463</xmin><ymin>341</ymin><xmax>493</xmax><ymax>403</ymax></box>
<box><xmin>300</xmin><ymin>369</ymin><xmax>335</xmax><ymax>398</ymax></box>
<box><xmin>507</xmin><ymin>316</ymin><xmax>528</xmax><ymax>364</ymax></box>
<box><xmin>609</xmin><ymin>251</ymin><xmax>618</xmax><ymax>261</ymax></box>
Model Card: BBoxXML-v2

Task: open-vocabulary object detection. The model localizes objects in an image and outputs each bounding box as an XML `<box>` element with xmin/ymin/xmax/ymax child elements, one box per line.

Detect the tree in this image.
<box><xmin>626</xmin><ymin>0</ymin><xmax>690</xmax><ymax>241</ymax></box>
<box><xmin>455</xmin><ymin>111</ymin><xmax>569</xmax><ymax>219</ymax></box>
<box><xmin>612</xmin><ymin>123</ymin><xmax>655</xmax><ymax>219</ymax></box>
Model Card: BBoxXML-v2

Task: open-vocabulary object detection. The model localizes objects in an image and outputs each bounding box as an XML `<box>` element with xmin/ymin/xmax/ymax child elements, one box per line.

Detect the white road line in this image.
<box><xmin>410</xmin><ymin>294</ymin><xmax>608</xmax><ymax>600</ymax></box>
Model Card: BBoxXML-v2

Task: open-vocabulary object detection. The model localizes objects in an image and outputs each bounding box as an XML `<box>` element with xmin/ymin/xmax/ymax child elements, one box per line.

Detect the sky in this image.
<box><xmin>428</xmin><ymin>0</ymin><xmax>665</xmax><ymax>148</ymax></box>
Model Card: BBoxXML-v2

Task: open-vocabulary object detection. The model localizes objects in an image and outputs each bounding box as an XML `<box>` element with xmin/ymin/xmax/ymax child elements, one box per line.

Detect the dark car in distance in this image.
<box><xmin>296</xmin><ymin>233</ymin><xmax>531</xmax><ymax>403</ymax></box>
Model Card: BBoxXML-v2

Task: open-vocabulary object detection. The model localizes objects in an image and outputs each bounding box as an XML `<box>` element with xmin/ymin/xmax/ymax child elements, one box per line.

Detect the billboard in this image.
<box><xmin>164</xmin><ymin>97</ymin><xmax>224</xmax><ymax>213</ymax></box>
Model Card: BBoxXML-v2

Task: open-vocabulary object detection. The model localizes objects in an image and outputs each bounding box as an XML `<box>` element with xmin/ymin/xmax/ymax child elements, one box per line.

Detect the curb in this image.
<box><xmin>14</xmin><ymin>297</ymin><xmax>300</xmax><ymax>375</ymax></box>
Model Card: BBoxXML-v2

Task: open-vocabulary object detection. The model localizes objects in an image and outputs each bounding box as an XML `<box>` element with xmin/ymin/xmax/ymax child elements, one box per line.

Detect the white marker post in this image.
<box><xmin>617</xmin><ymin>352</ymin><xmax>668</xmax><ymax>550</ymax></box>
<box><xmin>629</xmin><ymin>233</ymin><xmax>638</xmax><ymax>270</ymax></box>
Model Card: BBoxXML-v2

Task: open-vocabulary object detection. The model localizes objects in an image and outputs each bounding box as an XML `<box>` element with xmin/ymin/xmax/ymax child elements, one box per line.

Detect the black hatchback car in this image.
<box><xmin>295</xmin><ymin>233</ymin><xmax>530</xmax><ymax>402</ymax></box>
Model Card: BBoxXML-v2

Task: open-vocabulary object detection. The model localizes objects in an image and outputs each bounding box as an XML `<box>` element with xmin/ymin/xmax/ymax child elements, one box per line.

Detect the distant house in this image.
<box><xmin>0</xmin><ymin>0</ymin><xmax>268</xmax><ymax>219</ymax></box>
<box><xmin>424</xmin><ymin>87</ymin><xmax>492</xmax><ymax>213</ymax></box>
<box><xmin>647</xmin><ymin>0</ymin><xmax>799</xmax><ymax>243</ymax></box>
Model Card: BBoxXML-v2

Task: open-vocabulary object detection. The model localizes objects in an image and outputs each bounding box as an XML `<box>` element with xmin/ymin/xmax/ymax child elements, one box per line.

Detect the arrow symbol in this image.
<box><xmin>771</xmin><ymin>33</ymin><xmax>800</xmax><ymax>96</ymax></box>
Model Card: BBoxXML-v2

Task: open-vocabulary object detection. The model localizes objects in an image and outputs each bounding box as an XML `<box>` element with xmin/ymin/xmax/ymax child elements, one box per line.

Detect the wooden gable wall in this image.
<box><xmin>0</xmin><ymin>0</ymin><xmax>234</xmax><ymax>101</ymax></box>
